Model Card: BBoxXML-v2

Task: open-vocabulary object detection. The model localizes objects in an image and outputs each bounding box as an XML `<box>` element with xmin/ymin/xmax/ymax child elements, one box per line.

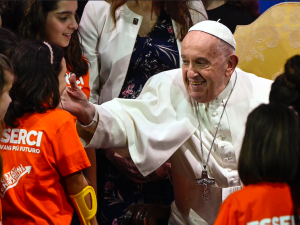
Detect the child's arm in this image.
<box><xmin>64</xmin><ymin>171</ymin><xmax>98</xmax><ymax>225</ymax></box>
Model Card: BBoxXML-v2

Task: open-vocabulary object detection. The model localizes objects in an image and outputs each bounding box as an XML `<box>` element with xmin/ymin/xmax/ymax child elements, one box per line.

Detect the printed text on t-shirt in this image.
<box><xmin>0</xmin><ymin>128</ymin><xmax>43</xmax><ymax>154</ymax></box>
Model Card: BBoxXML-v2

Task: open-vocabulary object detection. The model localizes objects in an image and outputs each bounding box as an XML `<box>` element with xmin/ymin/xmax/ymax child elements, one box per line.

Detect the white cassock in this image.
<box><xmin>79</xmin><ymin>68</ymin><xmax>272</xmax><ymax>225</ymax></box>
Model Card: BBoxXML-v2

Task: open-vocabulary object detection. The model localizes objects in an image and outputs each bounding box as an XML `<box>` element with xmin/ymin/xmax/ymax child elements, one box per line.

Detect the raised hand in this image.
<box><xmin>60</xmin><ymin>73</ymin><xmax>95</xmax><ymax>125</ymax></box>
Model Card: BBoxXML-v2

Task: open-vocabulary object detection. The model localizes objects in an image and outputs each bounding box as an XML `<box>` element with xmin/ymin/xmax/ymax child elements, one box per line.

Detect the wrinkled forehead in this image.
<box><xmin>183</xmin><ymin>31</ymin><xmax>219</xmax><ymax>46</ymax></box>
<box><xmin>181</xmin><ymin>31</ymin><xmax>220</xmax><ymax>55</ymax></box>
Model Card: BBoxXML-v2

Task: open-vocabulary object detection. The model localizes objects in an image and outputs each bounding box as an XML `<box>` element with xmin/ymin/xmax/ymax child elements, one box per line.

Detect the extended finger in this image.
<box><xmin>69</xmin><ymin>73</ymin><xmax>81</xmax><ymax>91</ymax></box>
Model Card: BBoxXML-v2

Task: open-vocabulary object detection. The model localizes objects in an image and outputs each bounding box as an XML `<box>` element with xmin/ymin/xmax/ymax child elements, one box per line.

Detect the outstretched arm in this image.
<box><xmin>60</xmin><ymin>73</ymin><xmax>95</xmax><ymax>125</ymax></box>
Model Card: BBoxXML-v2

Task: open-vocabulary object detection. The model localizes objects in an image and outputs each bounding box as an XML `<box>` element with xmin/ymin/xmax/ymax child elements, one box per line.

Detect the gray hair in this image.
<box><xmin>217</xmin><ymin>38</ymin><xmax>235</xmax><ymax>59</ymax></box>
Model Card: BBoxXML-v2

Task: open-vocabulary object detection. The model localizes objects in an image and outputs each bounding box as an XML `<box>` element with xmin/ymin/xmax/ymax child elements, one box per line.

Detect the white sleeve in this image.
<box><xmin>85</xmin><ymin>69</ymin><xmax>197</xmax><ymax>176</ymax></box>
<box><xmin>188</xmin><ymin>1</ymin><xmax>208</xmax><ymax>23</ymax></box>
<box><xmin>79</xmin><ymin>1</ymin><xmax>107</xmax><ymax>104</ymax></box>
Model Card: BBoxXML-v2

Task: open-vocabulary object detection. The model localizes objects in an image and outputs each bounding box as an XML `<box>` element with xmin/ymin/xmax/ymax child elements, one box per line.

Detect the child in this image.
<box><xmin>18</xmin><ymin>0</ymin><xmax>90</xmax><ymax>98</ymax></box>
<box><xmin>0</xmin><ymin>40</ymin><xmax>97</xmax><ymax>225</ymax></box>
<box><xmin>214</xmin><ymin>103</ymin><xmax>300</xmax><ymax>224</ymax></box>
<box><xmin>0</xmin><ymin>54</ymin><xmax>14</xmax><ymax>225</ymax></box>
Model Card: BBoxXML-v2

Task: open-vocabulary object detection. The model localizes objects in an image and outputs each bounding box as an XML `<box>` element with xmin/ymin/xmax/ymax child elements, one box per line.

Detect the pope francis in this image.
<box><xmin>61</xmin><ymin>21</ymin><xmax>272</xmax><ymax>225</ymax></box>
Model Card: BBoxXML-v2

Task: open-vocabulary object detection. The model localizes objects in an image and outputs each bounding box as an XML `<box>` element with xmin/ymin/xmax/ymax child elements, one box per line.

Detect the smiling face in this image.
<box><xmin>44</xmin><ymin>1</ymin><xmax>78</xmax><ymax>48</ymax></box>
<box><xmin>181</xmin><ymin>31</ymin><xmax>236</xmax><ymax>103</ymax></box>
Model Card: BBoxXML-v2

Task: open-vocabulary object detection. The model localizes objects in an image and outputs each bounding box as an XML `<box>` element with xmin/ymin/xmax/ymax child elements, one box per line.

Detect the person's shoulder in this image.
<box><xmin>84</xmin><ymin>0</ymin><xmax>111</xmax><ymax>14</ymax></box>
<box><xmin>187</xmin><ymin>1</ymin><xmax>204</xmax><ymax>11</ymax></box>
<box><xmin>223</xmin><ymin>184</ymin><xmax>255</xmax><ymax>205</ymax></box>
<box><xmin>150</xmin><ymin>68</ymin><xmax>183</xmax><ymax>85</ymax></box>
<box><xmin>41</xmin><ymin>108</ymin><xmax>76</xmax><ymax>127</ymax></box>
<box><xmin>236</xmin><ymin>67</ymin><xmax>273</xmax><ymax>85</ymax></box>
<box><xmin>186</xmin><ymin>1</ymin><xmax>208</xmax><ymax>21</ymax></box>
<box><xmin>86</xmin><ymin>0</ymin><xmax>110</xmax><ymax>8</ymax></box>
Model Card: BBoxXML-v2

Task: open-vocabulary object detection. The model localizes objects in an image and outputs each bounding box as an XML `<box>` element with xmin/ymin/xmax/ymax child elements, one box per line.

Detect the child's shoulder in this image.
<box><xmin>43</xmin><ymin>108</ymin><xmax>76</xmax><ymax>124</ymax></box>
<box><xmin>27</xmin><ymin>108</ymin><xmax>76</xmax><ymax>130</ymax></box>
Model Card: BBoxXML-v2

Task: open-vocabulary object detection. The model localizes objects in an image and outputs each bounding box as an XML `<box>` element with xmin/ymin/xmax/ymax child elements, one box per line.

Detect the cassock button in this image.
<box><xmin>218</xmin><ymin>135</ymin><xmax>226</xmax><ymax>140</ymax></box>
<box><xmin>212</xmin><ymin>112</ymin><xmax>218</xmax><ymax>117</ymax></box>
<box><xmin>133</xmin><ymin>18</ymin><xmax>139</xmax><ymax>25</ymax></box>
<box><xmin>224</xmin><ymin>157</ymin><xmax>229</xmax><ymax>162</ymax></box>
<box><xmin>227</xmin><ymin>168</ymin><xmax>232</xmax><ymax>172</ymax></box>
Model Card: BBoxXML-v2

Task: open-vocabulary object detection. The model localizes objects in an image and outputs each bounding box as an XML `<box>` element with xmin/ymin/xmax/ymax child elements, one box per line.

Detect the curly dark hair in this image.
<box><xmin>4</xmin><ymin>40</ymin><xmax>64</xmax><ymax>127</ymax></box>
<box><xmin>16</xmin><ymin>0</ymin><xmax>88</xmax><ymax>78</ymax></box>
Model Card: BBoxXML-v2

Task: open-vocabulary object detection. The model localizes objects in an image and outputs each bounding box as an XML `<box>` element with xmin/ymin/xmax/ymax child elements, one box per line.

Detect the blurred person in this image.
<box><xmin>214</xmin><ymin>103</ymin><xmax>300</xmax><ymax>224</ymax></box>
<box><xmin>270</xmin><ymin>55</ymin><xmax>300</xmax><ymax>115</ymax></box>
<box><xmin>203</xmin><ymin>0</ymin><xmax>260</xmax><ymax>33</ymax></box>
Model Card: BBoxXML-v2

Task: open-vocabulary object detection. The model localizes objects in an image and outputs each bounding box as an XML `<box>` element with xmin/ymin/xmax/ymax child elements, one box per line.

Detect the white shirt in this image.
<box><xmin>79</xmin><ymin>1</ymin><xmax>207</xmax><ymax>104</ymax></box>
<box><xmin>78</xmin><ymin>68</ymin><xmax>272</xmax><ymax>224</ymax></box>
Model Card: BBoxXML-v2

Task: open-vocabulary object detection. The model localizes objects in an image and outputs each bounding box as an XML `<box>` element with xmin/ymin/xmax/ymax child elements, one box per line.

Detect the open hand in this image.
<box><xmin>59</xmin><ymin>73</ymin><xmax>95</xmax><ymax>125</ymax></box>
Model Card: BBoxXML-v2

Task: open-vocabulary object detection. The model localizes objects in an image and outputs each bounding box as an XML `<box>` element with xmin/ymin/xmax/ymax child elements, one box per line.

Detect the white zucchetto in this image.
<box><xmin>188</xmin><ymin>20</ymin><xmax>236</xmax><ymax>49</ymax></box>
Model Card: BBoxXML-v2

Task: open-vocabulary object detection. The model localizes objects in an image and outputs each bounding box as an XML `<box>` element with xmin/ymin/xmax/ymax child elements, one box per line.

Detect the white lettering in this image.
<box><xmin>26</xmin><ymin>130</ymin><xmax>37</xmax><ymax>146</ymax></box>
<box><xmin>65</xmin><ymin>72</ymin><xmax>70</xmax><ymax>85</ymax></box>
<box><xmin>1</xmin><ymin>129</ymin><xmax>43</xmax><ymax>147</ymax></box>
<box><xmin>10</xmin><ymin>129</ymin><xmax>19</xmax><ymax>144</ymax></box>
<box><xmin>248</xmin><ymin>216</ymin><xmax>296</xmax><ymax>225</ymax></box>
<box><xmin>18</xmin><ymin>129</ymin><xmax>27</xmax><ymax>145</ymax></box>
<box><xmin>272</xmin><ymin>216</ymin><xmax>279</xmax><ymax>225</ymax></box>
<box><xmin>36</xmin><ymin>132</ymin><xmax>43</xmax><ymax>147</ymax></box>
<box><xmin>78</xmin><ymin>76</ymin><xmax>84</xmax><ymax>85</ymax></box>
<box><xmin>291</xmin><ymin>216</ymin><xmax>295</xmax><ymax>225</ymax></box>
<box><xmin>1</xmin><ymin>129</ymin><xmax>11</xmax><ymax>143</ymax></box>
<box><xmin>4</xmin><ymin>145</ymin><xmax>11</xmax><ymax>150</ymax></box>
<box><xmin>260</xmin><ymin>218</ymin><xmax>271</xmax><ymax>225</ymax></box>
<box><xmin>280</xmin><ymin>216</ymin><xmax>291</xmax><ymax>225</ymax></box>
<box><xmin>247</xmin><ymin>222</ymin><xmax>259</xmax><ymax>225</ymax></box>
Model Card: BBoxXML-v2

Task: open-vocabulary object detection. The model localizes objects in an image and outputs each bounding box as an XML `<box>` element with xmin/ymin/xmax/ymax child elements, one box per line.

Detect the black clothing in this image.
<box><xmin>206</xmin><ymin>3</ymin><xmax>256</xmax><ymax>34</ymax></box>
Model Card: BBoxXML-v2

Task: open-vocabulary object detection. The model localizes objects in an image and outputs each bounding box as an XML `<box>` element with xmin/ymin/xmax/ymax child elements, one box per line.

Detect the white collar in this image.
<box><xmin>216</xmin><ymin>70</ymin><xmax>237</xmax><ymax>101</ymax></box>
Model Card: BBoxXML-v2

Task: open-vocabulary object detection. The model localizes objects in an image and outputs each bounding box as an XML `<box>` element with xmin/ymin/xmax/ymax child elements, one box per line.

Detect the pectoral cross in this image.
<box><xmin>195</xmin><ymin>169</ymin><xmax>215</xmax><ymax>201</ymax></box>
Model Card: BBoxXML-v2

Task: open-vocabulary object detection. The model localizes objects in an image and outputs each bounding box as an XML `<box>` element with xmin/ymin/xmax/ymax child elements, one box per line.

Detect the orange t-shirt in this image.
<box><xmin>66</xmin><ymin>68</ymin><xmax>90</xmax><ymax>99</ymax></box>
<box><xmin>214</xmin><ymin>182</ymin><xmax>297</xmax><ymax>225</ymax></box>
<box><xmin>0</xmin><ymin>108</ymin><xmax>91</xmax><ymax>225</ymax></box>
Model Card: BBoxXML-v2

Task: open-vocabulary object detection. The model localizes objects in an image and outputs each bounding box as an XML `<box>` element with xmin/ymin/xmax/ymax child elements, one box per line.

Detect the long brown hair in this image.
<box><xmin>109</xmin><ymin>0</ymin><xmax>201</xmax><ymax>41</ymax></box>
<box><xmin>18</xmin><ymin>0</ymin><xmax>88</xmax><ymax>78</ymax></box>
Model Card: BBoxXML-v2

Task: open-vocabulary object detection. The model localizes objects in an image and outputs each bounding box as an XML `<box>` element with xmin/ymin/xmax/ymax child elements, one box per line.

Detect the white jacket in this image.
<box><xmin>79</xmin><ymin>1</ymin><xmax>207</xmax><ymax>104</ymax></box>
<box><xmin>80</xmin><ymin>68</ymin><xmax>272</xmax><ymax>224</ymax></box>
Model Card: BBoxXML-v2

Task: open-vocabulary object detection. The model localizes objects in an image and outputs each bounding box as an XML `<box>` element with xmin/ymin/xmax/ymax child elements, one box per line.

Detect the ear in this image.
<box><xmin>225</xmin><ymin>54</ymin><xmax>239</xmax><ymax>77</ymax></box>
